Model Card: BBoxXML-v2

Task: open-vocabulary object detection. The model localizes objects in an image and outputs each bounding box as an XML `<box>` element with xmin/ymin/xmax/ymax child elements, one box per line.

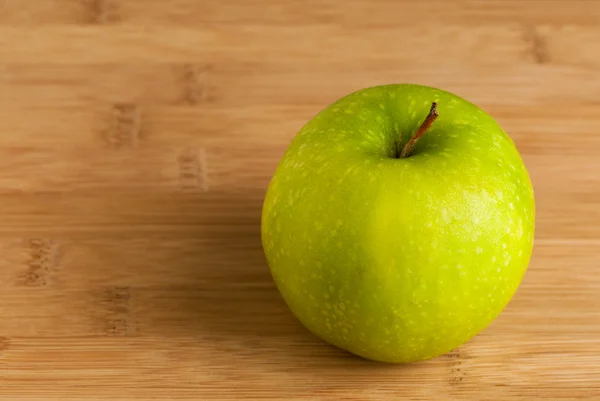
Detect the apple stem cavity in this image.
<box><xmin>399</xmin><ymin>102</ymin><xmax>439</xmax><ymax>158</ymax></box>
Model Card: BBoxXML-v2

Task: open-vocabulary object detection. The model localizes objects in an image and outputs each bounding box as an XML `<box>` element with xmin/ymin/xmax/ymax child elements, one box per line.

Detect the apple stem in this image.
<box><xmin>399</xmin><ymin>102</ymin><xmax>439</xmax><ymax>158</ymax></box>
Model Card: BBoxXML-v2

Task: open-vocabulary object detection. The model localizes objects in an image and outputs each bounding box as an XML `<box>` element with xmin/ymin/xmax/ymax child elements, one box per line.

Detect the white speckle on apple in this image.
<box><xmin>441</xmin><ymin>208</ymin><xmax>450</xmax><ymax>222</ymax></box>
<box><xmin>492</xmin><ymin>256</ymin><xmax>497</xmax><ymax>263</ymax></box>
<box><xmin>476</xmin><ymin>247</ymin><xmax>483</xmax><ymax>254</ymax></box>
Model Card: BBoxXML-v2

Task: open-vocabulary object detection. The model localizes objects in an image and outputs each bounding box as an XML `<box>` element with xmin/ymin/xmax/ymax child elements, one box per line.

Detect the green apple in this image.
<box><xmin>261</xmin><ymin>84</ymin><xmax>535</xmax><ymax>363</ymax></box>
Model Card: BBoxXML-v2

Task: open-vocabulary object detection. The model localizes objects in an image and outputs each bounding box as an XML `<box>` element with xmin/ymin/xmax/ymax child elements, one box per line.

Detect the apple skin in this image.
<box><xmin>261</xmin><ymin>84</ymin><xmax>535</xmax><ymax>363</ymax></box>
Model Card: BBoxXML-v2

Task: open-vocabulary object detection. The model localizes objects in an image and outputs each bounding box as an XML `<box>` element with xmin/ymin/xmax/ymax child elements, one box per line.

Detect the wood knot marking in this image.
<box><xmin>524</xmin><ymin>26</ymin><xmax>550</xmax><ymax>65</ymax></box>
<box><xmin>102</xmin><ymin>103</ymin><xmax>141</xmax><ymax>149</ymax></box>
<box><xmin>98</xmin><ymin>287</ymin><xmax>135</xmax><ymax>336</ymax></box>
<box><xmin>82</xmin><ymin>0</ymin><xmax>120</xmax><ymax>24</ymax></box>
<box><xmin>179</xmin><ymin>64</ymin><xmax>215</xmax><ymax>105</ymax></box>
<box><xmin>0</xmin><ymin>337</ymin><xmax>10</xmax><ymax>352</ymax></box>
<box><xmin>20</xmin><ymin>239</ymin><xmax>61</xmax><ymax>287</ymax></box>
<box><xmin>445</xmin><ymin>348</ymin><xmax>467</xmax><ymax>386</ymax></box>
<box><xmin>178</xmin><ymin>148</ymin><xmax>208</xmax><ymax>191</ymax></box>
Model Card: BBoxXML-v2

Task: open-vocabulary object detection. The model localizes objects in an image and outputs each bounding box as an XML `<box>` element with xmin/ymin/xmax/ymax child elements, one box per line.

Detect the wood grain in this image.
<box><xmin>0</xmin><ymin>1</ymin><xmax>599</xmax><ymax>399</ymax></box>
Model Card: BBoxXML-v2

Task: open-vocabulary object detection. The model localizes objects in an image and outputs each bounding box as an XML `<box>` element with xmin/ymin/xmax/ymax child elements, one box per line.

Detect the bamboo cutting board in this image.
<box><xmin>1</xmin><ymin>1</ymin><xmax>599</xmax><ymax>399</ymax></box>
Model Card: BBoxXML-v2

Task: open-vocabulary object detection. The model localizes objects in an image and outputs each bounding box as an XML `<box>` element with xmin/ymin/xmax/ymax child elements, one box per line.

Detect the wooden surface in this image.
<box><xmin>1</xmin><ymin>1</ymin><xmax>599</xmax><ymax>399</ymax></box>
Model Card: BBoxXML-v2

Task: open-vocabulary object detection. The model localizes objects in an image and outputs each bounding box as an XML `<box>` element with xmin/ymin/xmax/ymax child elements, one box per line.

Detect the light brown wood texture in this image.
<box><xmin>0</xmin><ymin>1</ymin><xmax>599</xmax><ymax>399</ymax></box>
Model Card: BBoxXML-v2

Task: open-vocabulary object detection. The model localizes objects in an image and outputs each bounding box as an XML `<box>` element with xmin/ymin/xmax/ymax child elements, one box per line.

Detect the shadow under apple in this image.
<box><xmin>132</xmin><ymin>189</ymin><xmax>402</xmax><ymax>369</ymax></box>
